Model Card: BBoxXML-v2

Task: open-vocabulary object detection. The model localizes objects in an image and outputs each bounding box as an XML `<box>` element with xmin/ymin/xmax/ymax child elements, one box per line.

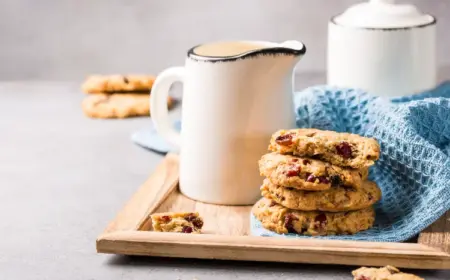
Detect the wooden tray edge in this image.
<box><xmin>96</xmin><ymin>154</ymin><xmax>450</xmax><ymax>269</ymax></box>
<box><xmin>97</xmin><ymin>231</ymin><xmax>450</xmax><ymax>269</ymax></box>
<box><xmin>101</xmin><ymin>153</ymin><xmax>179</xmax><ymax>234</ymax></box>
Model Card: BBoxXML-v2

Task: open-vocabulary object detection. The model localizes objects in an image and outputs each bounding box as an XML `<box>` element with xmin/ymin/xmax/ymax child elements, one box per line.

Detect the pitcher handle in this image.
<box><xmin>150</xmin><ymin>67</ymin><xmax>184</xmax><ymax>149</ymax></box>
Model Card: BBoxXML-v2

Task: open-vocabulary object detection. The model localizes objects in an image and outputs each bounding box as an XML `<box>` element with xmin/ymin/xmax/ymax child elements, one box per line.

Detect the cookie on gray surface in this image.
<box><xmin>82</xmin><ymin>93</ymin><xmax>173</xmax><ymax>119</ymax></box>
<box><xmin>352</xmin><ymin>265</ymin><xmax>424</xmax><ymax>280</ymax></box>
<box><xmin>81</xmin><ymin>74</ymin><xmax>155</xmax><ymax>93</ymax></box>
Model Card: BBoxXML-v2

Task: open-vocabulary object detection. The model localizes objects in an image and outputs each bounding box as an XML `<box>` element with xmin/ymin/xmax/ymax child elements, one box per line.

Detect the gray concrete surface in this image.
<box><xmin>0</xmin><ymin>0</ymin><xmax>449</xmax><ymax>80</ymax></box>
<box><xmin>1</xmin><ymin>79</ymin><xmax>450</xmax><ymax>279</ymax></box>
<box><xmin>1</xmin><ymin>1</ymin><xmax>450</xmax><ymax>278</ymax></box>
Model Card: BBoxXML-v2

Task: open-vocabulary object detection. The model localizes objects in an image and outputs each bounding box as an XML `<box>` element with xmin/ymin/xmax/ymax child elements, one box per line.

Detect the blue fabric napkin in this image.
<box><xmin>131</xmin><ymin>120</ymin><xmax>181</xmax><ymax>154</ymax></box>
<box><xmin>251</xmin><ymin>82</ymin><xmax>450</xmax><ymax>242</ymax></box>
<box><xmin>132</xmin><ymin>82</ymin><xmax>450</xmax><ymax>242</ymax></box>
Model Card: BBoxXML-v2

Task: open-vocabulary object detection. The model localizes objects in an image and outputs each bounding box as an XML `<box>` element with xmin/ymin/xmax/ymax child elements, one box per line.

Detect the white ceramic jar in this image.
<box><xmin>327</xmin><ymin>0</ymin><xmax>436</xmax><ymax>98</ymax></box>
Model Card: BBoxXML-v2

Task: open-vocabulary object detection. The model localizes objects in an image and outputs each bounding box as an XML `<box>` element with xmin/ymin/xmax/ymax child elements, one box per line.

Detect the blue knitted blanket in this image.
<box><xmin>132</xmin><ymin>82</ymin><xmax>450</xmax><ymax>242</ymax></box>
<box><xmin>251</xmin><ymin>82</ymin><xmax>450</xmax><ymax>242</ymax></box>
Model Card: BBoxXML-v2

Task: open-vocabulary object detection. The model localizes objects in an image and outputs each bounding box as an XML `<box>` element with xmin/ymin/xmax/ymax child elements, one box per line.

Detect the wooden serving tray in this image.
<box><xmin>97</xmin><ymin>154</ymin><xmax>450</xmax><ymax>269</ymax></box>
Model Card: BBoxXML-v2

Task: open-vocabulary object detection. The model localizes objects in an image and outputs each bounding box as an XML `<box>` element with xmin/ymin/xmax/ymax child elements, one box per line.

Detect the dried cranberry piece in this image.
<box><xmin>275</xmin><ymin>134</ymin><xmax>293</xmax><ymax>146</ymax></box>
<box><xmin>182</xmin><ymin>226</ymin><xmax>193</xmax><ymax>233</ymax></box>
<box><xmin>318</xmin><ymin>176</ymin><xmax>330</xmax><ymax>184</ymax></box>
<box><xmin>292</xmin><ymin>158</ymin><xmax>298</xmax><ymax>162</ymax></box>
<box><xmin>314</xmin><ymin>213</ymin><xmax>327</xmax><ymax>229</ymax></box>
<box><xmin>342</xmin><ymin>185</ymin><xmax>354</xmax><ymax>191</ymax></box>
<box><xmin>184</xmin><ymin>214</ymin><xmax>203</xmax><ymax>229</ymax></box>
<box><xmin>184</xmin><ymin>213</ymin><xmax>196</xmax><ymax>222</ymax></box>
<box><xmin>330</xmin><ymin>175</ymin><xmax>342</xmax><ymax>186</ymax></box>
<box><xmin>284</xmin><ymin>213</ymin><xmax>299</xmax><ymax>233</ymax></box>
<box><xmin>160</xmin><ymin>215</ymin><xmax>172</xmax><ymax>223</ymax></box>
<box><xmin>285</xmin><ymin>165</ymin><xmax>301</xmax><ymax>177</ymax></box>
<box><xmin>302</xmin><ymin>159</ymin><xmax>311</xmax><ymax>165</ymax></box>
<box><xmin>192</xmin><ymin>218</ymin><xmax>203</xmax><ymax>229</ymax></box>
<box><xmin>335</xmin><ymin>142</ymin><xmax>353</xmax><ymax>159</ymax></box>
<box><xmin>315</xmin><ymin>213</ymin><xmax>327</xmax><ymax>223</ymax></box>
<box><xmin>269</xmin><ymin>200</ymin><xmax>277</xmax><ymax>207</ymax></box>
<box><xmin>357</xmin><ymin>276</ymin><xmax>370</xmax><ymax>280</ymax></box>
<box><xmin>306</xmin><ymin>174</ymin><xmax>316</xmax><ymax>182</ymax></box>
<box><xmin>285</xmin><ymin>170</ymin><xmax>299</xmax><ymax>177</ymax></box>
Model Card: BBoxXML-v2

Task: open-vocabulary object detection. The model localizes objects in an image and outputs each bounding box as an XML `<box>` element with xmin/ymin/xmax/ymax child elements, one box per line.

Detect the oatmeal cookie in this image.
<box><xmin>82</xmin><ymin>93</ymin><xmax>173</xmax><ymax>119</ymax></box>
<box><xmin>269</xmin><ymin>129</ymin><xmax>380</xmax><ymax>168</ymax></box>
<box><xmin>151</xmin><ymin>212</ymin><xmax>204</xmax><ymax>233</ymax></box>
<box><xmin>81</xmin><ymin>75</ymin><xmax>155</xmax><ymax>93</ymax></box>
<box><xmin>261</xmin><ymin>179</ymin><xmax>381</xmax><ymax>212</ymax></box>
<box><xmin>259</xmin><ymin>153</ymin><xmax>368</xmax><ymax>191</ymax></box>
<box><xmin>252</xmin><ymin>197</ymin><xmax>375</xmax><ymax>236</ymax></box>
<box><xmin>352</xmin><ymin>265</ymin><xmax>424</xmax><ymax>280</ymax></box>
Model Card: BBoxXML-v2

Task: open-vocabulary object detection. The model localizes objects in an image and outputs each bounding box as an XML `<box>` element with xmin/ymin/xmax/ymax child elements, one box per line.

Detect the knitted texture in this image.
<box><xmin>251</xmin><ymin>82</ymin><xmax>450</xmax><ymax>241</ymax></box>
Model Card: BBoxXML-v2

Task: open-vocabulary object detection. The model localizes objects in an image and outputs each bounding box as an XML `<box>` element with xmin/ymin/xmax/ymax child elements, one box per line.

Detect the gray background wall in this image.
<box><xmin>1</xmin><ymin>0</ymin><xmax>449</xmax><ymax>81</ymax></box>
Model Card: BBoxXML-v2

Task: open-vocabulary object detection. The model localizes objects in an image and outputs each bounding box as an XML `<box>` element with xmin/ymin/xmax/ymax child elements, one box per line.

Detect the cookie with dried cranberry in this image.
<box><xmin>268</xmin><ymin>129</ymin><xmax>380</xmax><ymax>169</ymax></box>
<box><xmin>252</xmin><ymin>198</ymin><xmax>375</xmax><ymax>236</ymax></box>
<box><xmin>151</xmin><ymin>212</ymin><xmax>204</xmax><ymax>234</ymax></box>
<box><xmin>261</xmin><ymin>179</ymin><xmax>381</xmax><ymax>212</ymax></box>
<box><xmin>82</xmin><ymin>93</ymin><xmax>173</xmax><ymax>119</ymax></box>
<box><xmin>352</xmin><ymin>265</ymin><xmax>424</xmax><ymax>280</ymax></box>
<box><xmin>259</xmin><ymin>153</ymin><xmax>368</xmax><ymax>191</ymax></box>
<box><xmin>82</xmin><ymin>74</ymin><xmax>156</xmax><ymax>93</ymax></box>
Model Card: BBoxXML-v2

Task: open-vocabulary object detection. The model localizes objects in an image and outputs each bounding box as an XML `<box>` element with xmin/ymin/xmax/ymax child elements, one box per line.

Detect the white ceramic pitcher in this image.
<box><xmin>150</xmin><ymin>40</ymin><xmax>306</xmax><ymax>205</ymax></box>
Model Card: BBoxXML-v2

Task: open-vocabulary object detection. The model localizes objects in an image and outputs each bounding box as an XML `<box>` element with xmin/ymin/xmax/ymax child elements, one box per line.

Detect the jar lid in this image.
<box><xmin>333</xmin><ymin>0</ymin><xmax>435</xmax><ymax>29</ymax></box>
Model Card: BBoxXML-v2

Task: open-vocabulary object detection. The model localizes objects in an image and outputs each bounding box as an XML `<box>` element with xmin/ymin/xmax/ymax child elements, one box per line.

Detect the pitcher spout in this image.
<box><xmin>250</xmin><ymin>40</ymin><xmax>306</xmax><ymax>58</ymax></box>
<box><xmin>272</xmin><ymin>40</ymin><xmax>307</xmax><ymax>56</ymax></box>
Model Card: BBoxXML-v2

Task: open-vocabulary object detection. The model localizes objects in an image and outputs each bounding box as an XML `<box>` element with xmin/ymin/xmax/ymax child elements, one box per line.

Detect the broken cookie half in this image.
<box><xmin>151</xmin><ymin>212</ymin><xmax>204</xmax><ymax>234</ymax></box>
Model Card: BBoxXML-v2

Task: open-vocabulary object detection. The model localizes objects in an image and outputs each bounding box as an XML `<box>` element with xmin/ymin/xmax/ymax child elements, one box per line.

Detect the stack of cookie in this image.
<box><xmin>253</xmin><ymin>128</ymin><xmax>381</xmax><ymax>236</ymax></box>
<box><xmin>81</xmin><ymin>75</ymin><xmax>173</xmax><ymax>118</ymax></box>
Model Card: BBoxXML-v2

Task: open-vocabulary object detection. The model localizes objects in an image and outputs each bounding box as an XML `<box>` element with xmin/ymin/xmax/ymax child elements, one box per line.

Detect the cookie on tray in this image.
<box><xmin>151</xmin><ymin>212</ymin><xmax>204</xmax><ymax>234</ymax></box>
<box><xmin>81</xmin><ymin>75</ymin><xmax>156</xmax><ymax>93</ymax></box>
<box><xmin>82</xmin><ymin>93</ymin><xmax>173</xmax><ymax>119</ymax></box>
<box><xmin>269</xmin><ymin>129</ymin><xmax>380</xmax><ymax>169</ymax></box>
<box><xmin>252</xmin><ymin>197</ymin><xmax>375</xmax><ymax>236</ymax></box>
<box><xmin>259</xmin><ymin>152</ymin><xmax>368</xmax><ymax>191</ymax></box>
<box><xmin>260</xmin><ymin>178</ymin><xmax>381</xmax><ymax>212</ymax></box>
<box><xmin>352</xmin><ymin>265</ymin><xmax>424</xmax><ymax>280</ymax></box>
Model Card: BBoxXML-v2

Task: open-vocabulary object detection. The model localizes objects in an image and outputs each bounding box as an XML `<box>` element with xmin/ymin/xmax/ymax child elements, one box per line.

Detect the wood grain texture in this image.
<box><xmin>97</xmin><ymin>153</ymin><xmax>450</xmax><ymax>269</ymax></box>
<box><xmin>97</xmin><ymin>231</ymin><xmax>450</xmax><ymax>269</ymax></box>
<box><xmin>419</xmin><ymin>211</ymin><xmax>450</xmax><ymax>254</ymax></box>
<box><xmin>148</xmin><ymin>189</ymin><xmax>251</xmax><ymax>235</ymax></box>
<box><xmin>101</xmin><ymin>153</ymin><xmax>179</xmax><ymax>233</ymax></box>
